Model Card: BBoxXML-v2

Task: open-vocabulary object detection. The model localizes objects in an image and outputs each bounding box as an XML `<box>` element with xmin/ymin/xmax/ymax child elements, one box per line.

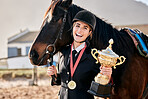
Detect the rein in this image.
<box><xmin>38</xmin><ymin>7</ymin><xmax>68</xmax><ymax>65</ymax></box>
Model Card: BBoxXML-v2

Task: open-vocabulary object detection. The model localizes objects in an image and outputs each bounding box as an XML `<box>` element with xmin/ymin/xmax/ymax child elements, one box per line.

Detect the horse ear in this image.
<box><xmin>61</xmin><ymin>0</ymin><xmax>72</xmax><ymax>8</ymax></box>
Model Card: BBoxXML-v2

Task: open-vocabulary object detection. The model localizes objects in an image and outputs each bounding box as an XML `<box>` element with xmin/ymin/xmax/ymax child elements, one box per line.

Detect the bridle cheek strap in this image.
<box><xmin>38</xmin><ymin>9</ymin><xmax>68</xmax><ymax>65</ymax></box>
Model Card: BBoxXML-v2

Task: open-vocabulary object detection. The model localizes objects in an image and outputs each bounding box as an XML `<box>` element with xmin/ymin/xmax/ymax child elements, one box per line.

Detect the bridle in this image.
<box><xmin>38</xmin><ymin>6</ymin><xmax>68</xmax><ymax>66</ymax></box>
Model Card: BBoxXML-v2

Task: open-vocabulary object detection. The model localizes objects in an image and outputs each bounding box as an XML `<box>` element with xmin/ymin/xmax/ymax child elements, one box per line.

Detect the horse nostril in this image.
<box><xmin>30</xmin><ymin>50</ymin><xmax>39</xmax><ymax>59</ymax></box>
<box><xmin>29</xmin><ymin>51</ymin><xmax>33</xmax><ymax>58</ymax></box>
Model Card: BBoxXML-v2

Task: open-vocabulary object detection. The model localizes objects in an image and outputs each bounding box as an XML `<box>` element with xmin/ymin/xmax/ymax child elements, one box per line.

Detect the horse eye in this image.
<box><xmin>52</xmin><ymin>18</ymin><xmax>56</xmax><ymax>22</ymax></box>
<box><xmin>51</xmin><ymin>16</ymin><xmax>59</xmax><ymax>23</ymax></box>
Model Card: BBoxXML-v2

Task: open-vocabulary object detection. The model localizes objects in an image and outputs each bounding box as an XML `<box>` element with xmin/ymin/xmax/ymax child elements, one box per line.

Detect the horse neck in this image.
<box><xmin>91</xmin><ymin>17</ymin><xmax>118</xmax><ymax>49</ymax></box>
<box><xmin>68</xmin><ymin>4</ymin><xmax>84</xmax><ymax>20</ymax></box>
<box><xmin>91</xmin><ymin>17</ymin><xmax>136</xmax><ymax>58</ymax></box>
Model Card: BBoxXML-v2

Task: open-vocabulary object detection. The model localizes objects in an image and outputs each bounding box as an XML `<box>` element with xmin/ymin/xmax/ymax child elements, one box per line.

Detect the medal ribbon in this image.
<box><xmin>70</xmin><ymin>43</ymin><xmax>86</xmax><ymax>77</ymax></box>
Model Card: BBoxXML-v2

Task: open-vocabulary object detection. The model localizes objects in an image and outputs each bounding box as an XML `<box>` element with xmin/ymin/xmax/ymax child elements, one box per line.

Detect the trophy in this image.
<box><xmin>88</xmin><ymin>39</ymin><xmax>126</xmax><ymax>98</ymax></box>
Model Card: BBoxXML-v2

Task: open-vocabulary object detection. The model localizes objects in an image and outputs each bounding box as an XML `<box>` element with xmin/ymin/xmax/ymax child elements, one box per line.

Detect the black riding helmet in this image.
<box><xmin>72</xmin><ymin>10</ymin><xmax>96</xmax><ymax>32</ymax></box>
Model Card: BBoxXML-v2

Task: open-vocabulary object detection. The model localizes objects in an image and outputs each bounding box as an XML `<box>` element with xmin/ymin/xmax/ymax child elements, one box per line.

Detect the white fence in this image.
<box><xmin>7</xmin><ymin>56</ymin><xmax>33</xmax><ymax>69</ymax></box>
<box><xmin>0</xmin><ymin>53</ymin><xmax>59</xmax><ymax>69</ymax></box>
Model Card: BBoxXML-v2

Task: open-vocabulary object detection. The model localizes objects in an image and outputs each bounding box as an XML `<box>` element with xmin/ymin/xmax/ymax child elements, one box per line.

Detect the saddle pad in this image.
<box><xmin>123</xmin><ymin>28</ymin><xmax>148</xmax><ymax>58</ymax></box>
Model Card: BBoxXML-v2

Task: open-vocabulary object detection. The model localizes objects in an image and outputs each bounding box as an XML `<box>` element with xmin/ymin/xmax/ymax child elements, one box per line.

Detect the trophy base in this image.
<box><xmin>87</xmin><ymin>81</ymin><xmax>111</xmax><ymax>98</ymax></box>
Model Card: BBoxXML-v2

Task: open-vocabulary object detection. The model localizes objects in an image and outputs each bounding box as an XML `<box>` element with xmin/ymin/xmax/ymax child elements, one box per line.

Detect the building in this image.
<box><xmin>8</xmin><ymin>29</ymin><xmax>36</xmax><ymax>57</ymax></box>
<box><xmin>0</xmin><ymin>29</ymin><xmax>37</xmax><ymax>69</ymax></box>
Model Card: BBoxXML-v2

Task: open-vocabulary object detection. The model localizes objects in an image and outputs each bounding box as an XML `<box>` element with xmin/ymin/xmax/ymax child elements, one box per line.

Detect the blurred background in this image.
<box><xmin>0</xmin><ymin>0</ymin><xmax>148</xmax><ymax>98</ymax></box>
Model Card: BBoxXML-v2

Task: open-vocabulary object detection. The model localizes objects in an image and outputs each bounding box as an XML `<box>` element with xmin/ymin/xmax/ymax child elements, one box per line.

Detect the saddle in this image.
<box><xmin>123</xmin><ymin>28</ymin><xmax>148</xmax><ymax>58</ymax></box>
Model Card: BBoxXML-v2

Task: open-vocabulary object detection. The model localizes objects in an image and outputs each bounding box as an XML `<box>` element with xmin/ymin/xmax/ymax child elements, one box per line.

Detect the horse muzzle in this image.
<box><xmin>29</xmin><ymin>49</ymin><xmax>49</xmax><ymax>66</ymax></box>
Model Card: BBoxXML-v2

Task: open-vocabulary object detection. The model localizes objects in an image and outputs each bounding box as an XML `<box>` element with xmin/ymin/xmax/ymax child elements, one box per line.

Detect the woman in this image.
<box><xmin>47</xmin><ymin>10</ymin><xmax>112</xmax><ymax>99</ymax></box>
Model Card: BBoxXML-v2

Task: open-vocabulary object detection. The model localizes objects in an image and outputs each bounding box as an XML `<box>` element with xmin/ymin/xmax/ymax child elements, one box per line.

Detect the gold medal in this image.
<box><xmin>68</xmin><ymin>80</ymin><xmax>76</xmax><ymax>90</ymax></box>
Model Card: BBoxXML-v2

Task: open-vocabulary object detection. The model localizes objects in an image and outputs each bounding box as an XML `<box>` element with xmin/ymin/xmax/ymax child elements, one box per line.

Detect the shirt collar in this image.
<box><xmin>72</xmin><ymin>42</ymin><xmax>86</xmax><ymax>53</ymax></box>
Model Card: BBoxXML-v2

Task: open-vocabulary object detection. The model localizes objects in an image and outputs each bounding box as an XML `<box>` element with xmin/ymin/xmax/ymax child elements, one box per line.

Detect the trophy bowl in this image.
<box><xmin>91</xmin><ymin>39</ymin><xmax>126</xmax><ymax>70</ymax></box>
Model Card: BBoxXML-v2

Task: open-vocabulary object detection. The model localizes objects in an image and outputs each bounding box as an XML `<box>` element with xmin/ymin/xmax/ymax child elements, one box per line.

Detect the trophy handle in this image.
<box><xmin>116</xmin><ymin>56</ymin><xmax>126</xmax><ymax>66</ymax></box>
<box><xmin>91</xmin><ymin>48</ymin><xmax>99</xmax><ymax>64</ymax></box>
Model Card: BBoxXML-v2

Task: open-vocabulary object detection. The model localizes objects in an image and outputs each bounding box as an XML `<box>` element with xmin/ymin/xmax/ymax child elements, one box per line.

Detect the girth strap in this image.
<box><xmin>142</xmin><ymin>84</ymin><xmax>148</xmax><ymax>99</ymax></box>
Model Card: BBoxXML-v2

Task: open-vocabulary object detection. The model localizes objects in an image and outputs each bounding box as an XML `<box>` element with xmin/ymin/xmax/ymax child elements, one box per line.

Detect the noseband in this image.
<box><xmin>38</xmin><ymin>7</ymin><xmax>68</xmax><ymax>65</ymax></box>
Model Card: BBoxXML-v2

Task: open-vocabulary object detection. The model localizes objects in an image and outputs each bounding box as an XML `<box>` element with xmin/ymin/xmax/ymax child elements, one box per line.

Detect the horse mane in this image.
<box><xmin>43</xmin><ymin>0</ymin><xmax>60</xmax><ymax>19</ymax></box>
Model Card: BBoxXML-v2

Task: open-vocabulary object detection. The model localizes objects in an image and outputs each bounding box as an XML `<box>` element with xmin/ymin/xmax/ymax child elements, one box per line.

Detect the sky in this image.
<box><xmin>135</xmin><ymin>0</ymin><xmax>148</xmax><ymax>5</ymax></box>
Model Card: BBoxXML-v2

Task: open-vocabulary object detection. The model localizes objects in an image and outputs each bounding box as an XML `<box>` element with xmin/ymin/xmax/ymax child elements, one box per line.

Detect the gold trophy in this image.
<box><xmin>88</xmin><ymin>39</ymin><xmax>126</xmax><ymax>98</ymax></box>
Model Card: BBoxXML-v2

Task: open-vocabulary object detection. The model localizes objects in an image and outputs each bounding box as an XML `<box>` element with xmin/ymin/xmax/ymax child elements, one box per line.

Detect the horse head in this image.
<box><xmin>29</xmin><ymin>0</ymin><xmax>73</xmax><ymax>66</ymax></box>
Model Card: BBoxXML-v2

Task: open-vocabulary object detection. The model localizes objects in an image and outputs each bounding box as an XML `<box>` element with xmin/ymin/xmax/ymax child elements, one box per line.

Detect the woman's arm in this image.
<box><xmin>47</xmin><ymin>65</ymin><xmax>61</xmax><ymax>85</ymax></box>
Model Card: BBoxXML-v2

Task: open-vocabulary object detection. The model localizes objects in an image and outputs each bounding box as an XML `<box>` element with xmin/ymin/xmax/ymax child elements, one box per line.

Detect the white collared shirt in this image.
<box><xmin>72</xmin><ymin>42</ymin><xmax>86</xmax><ymax>56</ymax></box>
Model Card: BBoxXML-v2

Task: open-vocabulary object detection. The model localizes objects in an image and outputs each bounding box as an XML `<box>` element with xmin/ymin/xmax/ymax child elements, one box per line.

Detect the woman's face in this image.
<box><xmin>73</xmin><ymin>21</ymin><xmax>92</xmax><ymax>43</ymax></box>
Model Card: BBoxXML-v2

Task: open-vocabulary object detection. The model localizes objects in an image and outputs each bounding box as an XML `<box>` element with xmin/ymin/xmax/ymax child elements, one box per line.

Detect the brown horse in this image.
<box><xmin>29</xmin><ymin>0</ymin><xmax>148</xmax><ymax>98</ymax></box>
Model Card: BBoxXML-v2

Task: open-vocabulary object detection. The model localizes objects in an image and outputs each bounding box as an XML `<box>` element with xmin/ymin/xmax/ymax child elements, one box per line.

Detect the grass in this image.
<box><xmin>0</xmin><ymin>67</ymin><xmax>48</xmax><ymax>78</ymax></box>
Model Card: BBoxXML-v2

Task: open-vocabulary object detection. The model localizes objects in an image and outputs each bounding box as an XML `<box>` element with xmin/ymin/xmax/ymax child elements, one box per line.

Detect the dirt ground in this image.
<box><xmin>0</xmin><ymin>77</ymin><xmax>102</xmax><ymax>99</ymax></box>
<box><xmin>0</xmin><ymin>78</ymin><xmax>60</xmax><ymax>99</ymax></box>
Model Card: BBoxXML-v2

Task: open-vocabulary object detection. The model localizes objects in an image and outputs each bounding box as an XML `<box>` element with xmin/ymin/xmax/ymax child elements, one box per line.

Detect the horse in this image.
<box><xmin>29</xmin><ymin>0</ymin><xmax>148</xmax><ymax>98</ymax></box>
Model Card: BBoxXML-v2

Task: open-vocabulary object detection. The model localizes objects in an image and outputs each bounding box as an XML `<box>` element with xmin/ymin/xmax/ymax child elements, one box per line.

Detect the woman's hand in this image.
<box><xmin>47</xmin><ymin>65</ymin><xmax>57</xmax><ymax>77</ymax></box>
<box><xmin>100</xmin><ymin>66</ymin><xmax>112</xmax><ymax>80</ymax></box>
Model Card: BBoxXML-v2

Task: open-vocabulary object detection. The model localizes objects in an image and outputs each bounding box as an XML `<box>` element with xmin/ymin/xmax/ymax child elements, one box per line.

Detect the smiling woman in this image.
<box><xmin>72</xmin><ymin>21</ymin><xmax>92</xmax><ymax>45</ymax></box>
<box><xmin>46</xmin><ymin>9</ymin><xmax>113</xmax><ymax>99</ymax></box>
